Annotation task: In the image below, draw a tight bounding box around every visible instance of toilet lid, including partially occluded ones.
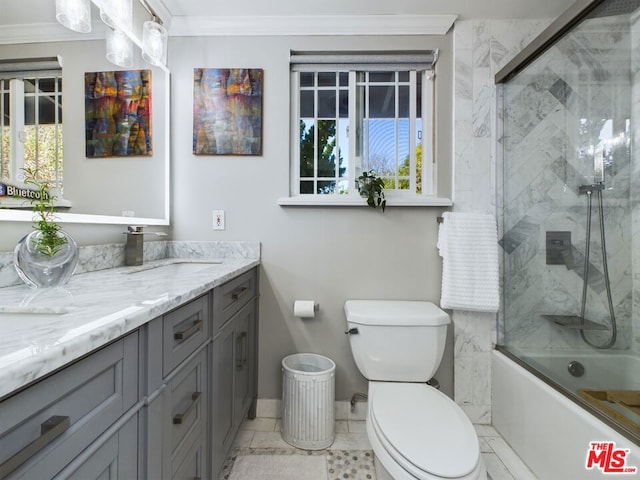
[371,383,479,478]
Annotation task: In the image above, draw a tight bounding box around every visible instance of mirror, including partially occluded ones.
[0,2,169,226]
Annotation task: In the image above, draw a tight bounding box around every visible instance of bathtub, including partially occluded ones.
[492,349,640,480]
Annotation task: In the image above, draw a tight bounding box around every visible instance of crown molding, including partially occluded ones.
[169,14,457,37]
[0,22,107,45]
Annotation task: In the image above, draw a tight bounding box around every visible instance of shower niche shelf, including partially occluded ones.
[542,315,608,331]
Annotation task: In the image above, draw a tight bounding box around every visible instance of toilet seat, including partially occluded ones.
[370,383,480,479]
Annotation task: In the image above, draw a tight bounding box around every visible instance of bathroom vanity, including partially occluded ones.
[0,255,259,480]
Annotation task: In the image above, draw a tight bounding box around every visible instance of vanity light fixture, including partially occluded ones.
[55,0,168,68]
[106,28,134,68]
[96,0,133,30]
[55,0,92,33]
[141,18,168,67]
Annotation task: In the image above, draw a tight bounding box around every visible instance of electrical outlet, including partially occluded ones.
[213,210,225,230]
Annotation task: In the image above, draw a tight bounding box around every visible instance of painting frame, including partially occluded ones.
[193,68,263,156]
[84,69,153,158]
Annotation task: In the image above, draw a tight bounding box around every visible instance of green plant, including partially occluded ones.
[22,168,67,257]
[356,170,386,212]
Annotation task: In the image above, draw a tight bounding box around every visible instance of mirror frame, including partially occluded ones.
[0,3,170,226]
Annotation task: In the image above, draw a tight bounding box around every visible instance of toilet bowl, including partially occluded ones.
[367,382,486,480]
[344,300,486,480]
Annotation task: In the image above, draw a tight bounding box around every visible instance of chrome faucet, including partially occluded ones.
[124,225,168,266]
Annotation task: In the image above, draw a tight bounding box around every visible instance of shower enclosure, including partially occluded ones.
[498,0,640,444]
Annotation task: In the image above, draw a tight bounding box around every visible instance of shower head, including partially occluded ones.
[586,0,640,18]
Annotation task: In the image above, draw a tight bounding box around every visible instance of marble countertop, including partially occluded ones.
[0,256,259,400]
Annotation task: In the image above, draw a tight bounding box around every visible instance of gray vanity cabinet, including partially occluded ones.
[0,332,139,480]
[144,293,210,480]
[210,268,259,478]
[0,266,259,480]
[56,414,139,480]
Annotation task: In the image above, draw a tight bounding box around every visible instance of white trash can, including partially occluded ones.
[281,353,336,450]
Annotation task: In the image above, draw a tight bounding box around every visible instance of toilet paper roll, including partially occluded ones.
[294,300,317,318]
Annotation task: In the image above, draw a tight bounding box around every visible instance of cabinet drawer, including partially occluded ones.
[57,413,138,480]
[213,268,256,333]
[171,425,205,480]
[160,349,207,480]
[0,333,138,480]
[163,294,209,377]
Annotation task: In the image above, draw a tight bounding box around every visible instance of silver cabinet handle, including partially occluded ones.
[236,331,247,368]
[173,392,201,425]
[174,320,203,342]
[231,286,248,301]
[0,415,70,479]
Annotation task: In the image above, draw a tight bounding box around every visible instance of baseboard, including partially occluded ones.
[256,399,368,421]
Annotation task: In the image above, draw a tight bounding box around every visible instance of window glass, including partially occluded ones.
[2,75,62,192]
[294,62,432,197]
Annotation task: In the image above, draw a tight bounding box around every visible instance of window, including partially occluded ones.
[290,50,437,201]
[1,58,63,199]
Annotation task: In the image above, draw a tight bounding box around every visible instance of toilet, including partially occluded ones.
[344,300,487,480]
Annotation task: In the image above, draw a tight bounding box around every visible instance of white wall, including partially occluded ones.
[169,34,454,400]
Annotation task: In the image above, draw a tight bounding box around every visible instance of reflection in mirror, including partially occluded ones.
[0,7,169,226]
[0,57,65,207]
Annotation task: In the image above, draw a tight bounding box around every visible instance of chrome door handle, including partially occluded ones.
[173,392,202,425]
[0,415,70,479]
[174,320,203,341]
[231,286,248,301]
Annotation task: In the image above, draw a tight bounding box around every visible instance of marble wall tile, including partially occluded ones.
[452,18,555,423]
[0,240,261,289]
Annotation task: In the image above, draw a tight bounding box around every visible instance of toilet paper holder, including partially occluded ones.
[293,301,320,318]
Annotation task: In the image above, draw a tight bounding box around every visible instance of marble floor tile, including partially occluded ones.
[331,432,372,450]
[228,454,326,480]
[223,419,537,480]
[242,417,277,432]
[348,420,367,433]
[232,429,255,448]
[250,431,292,449]
[483,452,515,480]
[486,437,537,480]
[335,420,349,433]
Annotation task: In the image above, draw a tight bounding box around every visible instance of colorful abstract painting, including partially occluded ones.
[193,68,263,155]
[85,70,152,157]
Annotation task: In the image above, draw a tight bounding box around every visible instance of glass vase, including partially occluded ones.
[13,230,79,288]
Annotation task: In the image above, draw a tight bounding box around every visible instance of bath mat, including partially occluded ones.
[228,454,327,480]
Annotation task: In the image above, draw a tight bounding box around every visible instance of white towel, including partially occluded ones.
[437,212,499,312]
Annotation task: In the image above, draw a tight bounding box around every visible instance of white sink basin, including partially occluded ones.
[124,261,222,276]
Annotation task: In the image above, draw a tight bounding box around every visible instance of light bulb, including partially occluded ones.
[106,29,134,68]
[142,20,168,66]
[55,0,91,33]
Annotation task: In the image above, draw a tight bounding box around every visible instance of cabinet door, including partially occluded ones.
[0,333,138,480]
[233,300,256,427]
[162,349,208,480]
[210,320,235,478]
[57,413,138,480]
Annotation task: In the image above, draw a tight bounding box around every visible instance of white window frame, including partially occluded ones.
[0,58,67,208]
[280,50,451,207]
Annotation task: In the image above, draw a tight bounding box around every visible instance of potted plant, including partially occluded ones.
[356,170,386,212]
[13,168,78,288]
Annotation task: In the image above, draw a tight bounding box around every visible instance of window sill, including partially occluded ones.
[0,197,72,209]
[278,195,452,207]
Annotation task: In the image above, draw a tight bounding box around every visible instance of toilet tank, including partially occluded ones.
[344,300,450,382]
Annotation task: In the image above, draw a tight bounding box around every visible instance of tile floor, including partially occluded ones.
[220,418,538,480]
